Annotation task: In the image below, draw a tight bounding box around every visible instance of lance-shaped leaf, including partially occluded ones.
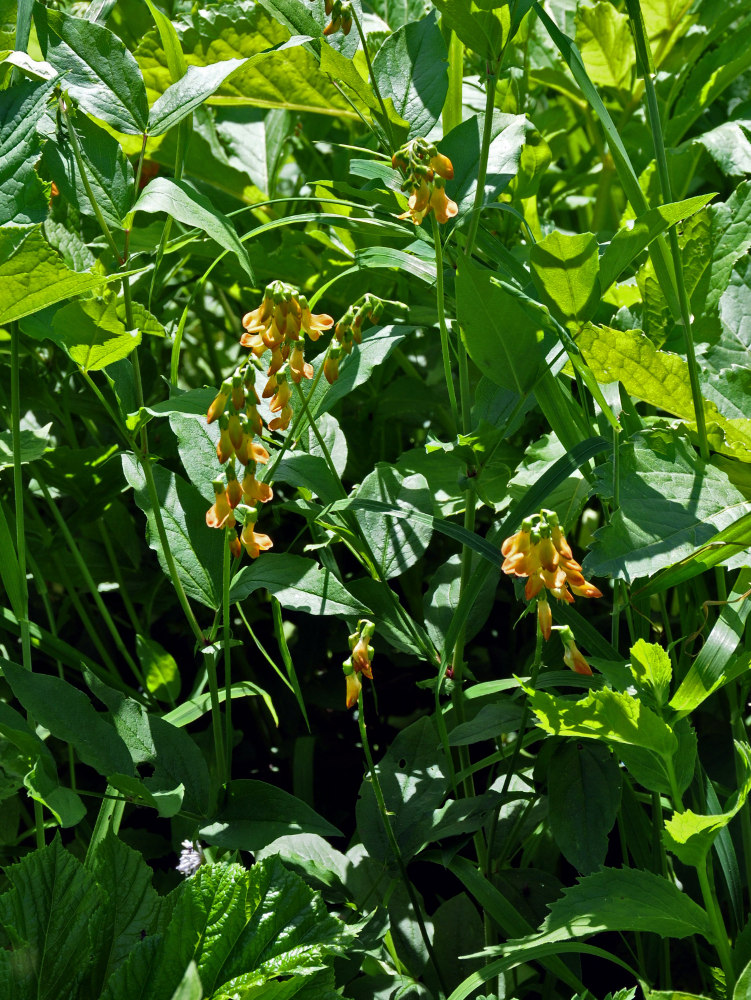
[229,552,368,617]
[664,743,751,868]
[0,78,55,226]
[457,258,553,395]
[34,5,149,134]
[429,0,512,60]
[148,58,247,135]
[133,177,253,280]
[530,231,600,325]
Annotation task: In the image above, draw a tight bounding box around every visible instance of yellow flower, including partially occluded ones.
[240,517,273,559]
[206,481,236,529]
[560,626,592,676]
[429,181,458,224]
[343,620,375,708]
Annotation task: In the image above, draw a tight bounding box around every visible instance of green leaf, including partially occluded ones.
[135,2,353,119]
[229,552,368,617]
[169,410,219,504]
[664,742,751,868]
[689,182,751,317]
[0,78,55,226]
[0,422,50,469]
[707,255,751,370]
[443,112,532,218]
[505,432,588,530]
[133,177,253,280]
[0,837,102,1000]
[356,716,450,864]
[424,554,500,650]
[447,703,524,745]
[577,324,751,460]
[548,740,622,874]
[35,5,149,134]
[24,754,87,828]
[53,295,141,371]
[100,936,162,1000]
[530,230,600,325]
[0,224,108,325]
[629,639,671,709]
[599,194,714,291]
[43,111,134,230]
[373,12,448,140]
[136,635,181,703]
[736,960,751,1000]
[122,453,223,610]
[86,833,160,994]
[1,659,134,777]
[585,430,751,582]
[505,867,712,948]
[148,58,247,135]
[574,1,635,90]
[429,0,510,60]
[353,464,433,579]
[200,780,340,852]
[456,258,552,395]
[670,568,751,716]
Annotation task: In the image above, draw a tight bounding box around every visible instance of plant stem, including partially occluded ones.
[464,65,498,259]
[625,0,709,461]
[358,690,448,997]
[431,214,459,434]
[351,7,395,153]
[222,528,233,784]
[443,30,464,135]
[207,648,227,793]
[697,858,735,991]
[11,323,44,851]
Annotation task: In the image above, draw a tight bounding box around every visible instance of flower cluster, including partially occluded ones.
[502,509,601,674]
[392,138,457,226]
[343,619,375,708]
[323,0,352,35]
[325,293,386,384]
[176,840,205,877]
[205,281,333,559]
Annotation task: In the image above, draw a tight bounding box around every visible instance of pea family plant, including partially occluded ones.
[1,0,751,998]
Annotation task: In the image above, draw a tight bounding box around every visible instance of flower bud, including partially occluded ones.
[207,381,232,424]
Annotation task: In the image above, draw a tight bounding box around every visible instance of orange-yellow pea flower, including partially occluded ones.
[226,476,243,509]
[206,481,236,529]
[289,345,314,383]
[241,468,273,504]
[207,381,231,424]
[269,378,291,413]
[398,179,430,225]
[429,182,458,224]
[216,421,235,464]
[430,152,454,179]
[561,627,592,675]
[300,300,334,341]
[268,405,293,432]
[240,519,273,559]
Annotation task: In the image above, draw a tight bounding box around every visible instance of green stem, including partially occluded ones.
[98,521,143,634]
[697,859,735,991]
[84,790,125,866]
[624,0,709,460]
[350,7,395,152]
[11,323,44,851]
[207,649,227,793]
[222,528,233,784]
[61,100,123,265]
[442,30,464,135]
[358,690,448,997]
[431,213,459,433]
[463,66,498,259]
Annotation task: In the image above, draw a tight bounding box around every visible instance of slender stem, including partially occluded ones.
[60,100,123,265]
[11,323,44,851]
[431,214,459,433]
[98,521,143,634]
[611,423,621,651]
[84,790,125,866]
[358,690,448,997]
[351,7,395,152]
[463,66,498,258]
[697,859,735,991]
[207,649,227,792]
[222,529,233,784]
[625,0,709,460]
[442,30,464,135]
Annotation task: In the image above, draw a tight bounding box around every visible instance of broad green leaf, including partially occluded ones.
[1,659,134,777]
[34,5,149,134]
[530,230,600,325]
[447,703,524,745]
[87,834,160,993]
[347,575,434,659]
[100,936,162,1000]
[548,740,622,874]
[121,453,223,610]
[272,452,340,503]
[169,410,220,504]
[736,960,751,1000]
[353,464,433,579]
[424,554,500,650]
[629,639,671,709]
[229,553,368,617]
[356,716,450,864]
[370,0,434,28]
[136,635,181,703]
[24,754,87,827]
[707,255,751,370]
[0,78,55,226]
[429,894,484,996]
[133,177,254,280]
[53,296,141,371]
[505,432,588,530]
[575,323,751,461]
[148,58,247,135]
[200,780,341,851]
[442,112,532,218]
[697,120,751,179]
[575,1,635,90]
[372,12,448,140]
[143,0,187,81]
[585,430,751,582]
[666,23,751,145]
[169,963,202,1000]
[688,182,751,317]
[670,568,751,716]
[0,837,102,1000]
[0,224,108,324]
[456,258,551,395]
[319,44,408,131]
[600,194,714,291]
[42,111,134,230]
[135,2,353,118]
[0,422,50,468]
[503,868,712,949]
[640,511,751,596]
[429,0,510,60]
[664,742,751,868]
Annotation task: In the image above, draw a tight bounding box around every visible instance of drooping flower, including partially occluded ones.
[241,465,273,504]
[240,516,274,559]
[343,620,375,708]
[206,480,236,529]
[207,380,232,424]
[392,138,457,226]
[560,626,593,676]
